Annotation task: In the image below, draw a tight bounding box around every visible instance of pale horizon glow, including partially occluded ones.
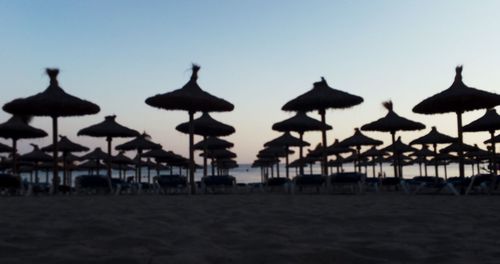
[1,0,500,163]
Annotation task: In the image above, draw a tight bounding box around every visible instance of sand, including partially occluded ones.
[0,194,499,264]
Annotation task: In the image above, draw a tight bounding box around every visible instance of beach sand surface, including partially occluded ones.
[0,194,499,264]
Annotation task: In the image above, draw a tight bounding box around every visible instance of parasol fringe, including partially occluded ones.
[191,64,200,81]
[382,100,393,112]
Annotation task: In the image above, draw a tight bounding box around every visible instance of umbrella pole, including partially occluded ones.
[424,159,428,177]
[211,157,215,176]
[12,138,17,175]
[489,131,497,192]
[418,162,422,176]
[444,163,448,180]
[62,152,67,186]
[188,111,196,194]
[285,146,290,179]
[106,137,113,192]
[433,143,439,179]
[52,116,59,193]
[456,112,465,194]
[299,132,304,176]
[203,136,208,177]
[356,145,361,173]
[391,131,398,178]
[319,109,328,182]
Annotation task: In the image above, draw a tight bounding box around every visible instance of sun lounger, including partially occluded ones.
[265,177,292,193]
[406,176,459,195]
[293,174,325,193]
[75,175,110,194]
[156,175,188,194]
[201,175,236,194]
[0,173,21,195]
[330,172,365,194]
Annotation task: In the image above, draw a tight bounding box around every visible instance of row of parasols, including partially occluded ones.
[0,65,237,194]
[254,66,500,193]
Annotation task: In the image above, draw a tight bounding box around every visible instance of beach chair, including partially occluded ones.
[156,175,188,194]
[293,174,325,193]
[330,172,365,194]
[406,176,459,195]
[265,177,292,193]
[74,175,110,194]
[201,175,236,194]
[377,176,410,193]
[0,173,21,196]
[465,174,498,195]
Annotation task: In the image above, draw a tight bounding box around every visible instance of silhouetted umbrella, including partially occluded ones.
[176,112,235,177]
[78,115,140,181]
[115,132,161,183]
[42,135,89,184]
[41,135,89,186]
[0,142,13,153]
[194,137,233,150]
[0,115,47,174]
[272,112,332,175]
[3,69,100,188]
[360,146,387,178]
[146,65,234,194]
[410,126,456,178]
[201,149,237,159]
[413,66,500,190]
[463,108,500,180]
[362,101,425,178]
[20,144,53,183]
[380,136,418,178]
[338,128,383,172]
[258,147,293,178]
[74,160,106,172]
[410,145,434,177]
[440,142,478,154]
[264,132,309,178]
[282,77,363,178]
[80,147,108,175]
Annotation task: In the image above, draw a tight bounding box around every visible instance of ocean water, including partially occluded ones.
[19,162,487,186]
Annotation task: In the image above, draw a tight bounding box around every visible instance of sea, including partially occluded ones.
[19,162,486,186]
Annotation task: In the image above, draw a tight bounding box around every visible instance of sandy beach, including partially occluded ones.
[0,194,498,264]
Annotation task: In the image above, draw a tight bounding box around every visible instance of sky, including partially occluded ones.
[0,0,499,163]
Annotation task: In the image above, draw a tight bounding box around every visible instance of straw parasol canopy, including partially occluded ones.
[3,68,100,188]
[338,128,383,172]
[81,147,109,161]
[463,108,500,178]
[272,111,331,175]
[0,115,47,174]
[410,126,456,178]
[78,115,140,181]
[282,77,363,177]
[176,112,235,177]
[0,142,13,153]
[176,112,235,136]
[264,132,310,178]
[115,132,162,183]
[440,142,478,154]
[111,151,134,165]
[413,66,500,190]
[19,144,53,162]
[145,64,234,194]
[362,101,425,178]
[200,149,237,159]
[193,137,234,150]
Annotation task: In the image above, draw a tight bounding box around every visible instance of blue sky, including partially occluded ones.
[1,0,499,163]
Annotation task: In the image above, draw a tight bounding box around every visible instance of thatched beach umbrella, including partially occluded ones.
[338,128,383,172]
[145,65,234,194]
[194,137,234,176]
[361,146,387,178]
[19,144,53,183]
[0,142,13,153]
[115,132,162,183]
[282,77,363,177]
[264,132,309,178]
[3,69,100,188]
[272,112,332,175]
[42,136,89,186]
[80,147,108,175]
[463,108,500,179]
[413,66,500,191]
[380,136,418,178]
[0,115,47,174]
[78,115,140,182]
[410,126,456,178]
[258,147,293,178]
[362,101,425,178]
[410,145,434,177]
[176,112,235,177]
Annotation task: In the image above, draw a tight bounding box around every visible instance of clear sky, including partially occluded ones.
[1,0,499,163]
